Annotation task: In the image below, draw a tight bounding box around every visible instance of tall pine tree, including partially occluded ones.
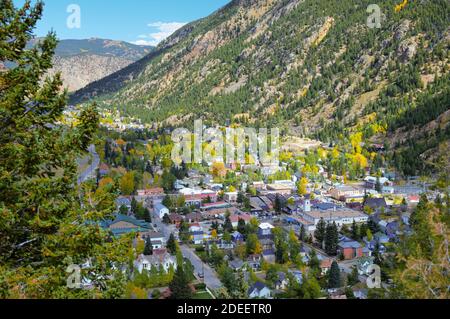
[0,0,131,298]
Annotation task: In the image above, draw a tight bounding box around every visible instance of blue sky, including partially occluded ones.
[15,0,231,46]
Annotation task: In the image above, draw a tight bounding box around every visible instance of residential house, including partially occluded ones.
[260,239,275,251]
[338,240,363,260]
[229,259,245,272]
[189,223,203,233]
[288,269,303,284]
[248,282,272,299]
[258,223,275,237]
[364,198,388,211]
[185,212,202,223]
[168,213,184,226]
[154,203,170,219]
[407,194,420,205]
[320,258,333,275]
[230,213,252,228]
[134,250,177,273]
[373,232,390,244]
[284,203,299,215]
[275,272,289,290]
[247,254,262,272]
[144,231,166,250]
[262,249,276,263]
[364,176,393,190]
[115,197,132,212]
[191,231,204,245]
[231,231,244,243]
[224,192,238,203]
[209,239,235,250]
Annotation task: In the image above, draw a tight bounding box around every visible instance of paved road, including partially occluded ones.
[77,144,100,185]
[153,215,223,291]
[180,245,223,291]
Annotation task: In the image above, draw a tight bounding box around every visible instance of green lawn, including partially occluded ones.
[193,291,214,299]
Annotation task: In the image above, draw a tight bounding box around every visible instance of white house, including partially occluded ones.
[248,282,272,299]
[146,231,165,249]
[134,252,177,273]
[154,203,169,219]
[258,223,275,236]
[224,192,238,203]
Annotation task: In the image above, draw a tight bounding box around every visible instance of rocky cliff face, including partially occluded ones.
[48,55,135,92]
[29,38,153,92]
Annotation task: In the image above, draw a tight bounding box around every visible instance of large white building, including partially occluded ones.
[297,208,368,232]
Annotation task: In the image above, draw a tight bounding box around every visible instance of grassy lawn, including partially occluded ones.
[193,291,214,299]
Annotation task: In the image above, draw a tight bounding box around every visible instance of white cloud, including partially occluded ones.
[133,21,186,46]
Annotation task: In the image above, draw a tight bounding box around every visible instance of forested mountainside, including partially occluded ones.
[71,0,450,176]
[30,38,153,92]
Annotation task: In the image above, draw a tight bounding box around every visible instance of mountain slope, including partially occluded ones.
[33,38,153,92]
[71,0,450,175]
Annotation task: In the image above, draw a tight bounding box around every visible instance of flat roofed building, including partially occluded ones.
[298,208,368,231]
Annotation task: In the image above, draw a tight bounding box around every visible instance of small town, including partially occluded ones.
[80,125,445,300]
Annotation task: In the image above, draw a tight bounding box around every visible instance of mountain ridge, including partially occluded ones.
[28,38,154,92]
[70,0,450,175]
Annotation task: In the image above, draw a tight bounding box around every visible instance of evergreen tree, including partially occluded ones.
[237,218,246,236]
[351,220,359,240]
[299,224,307,242]
[162,195,173,209]
[274,195,284,213]
[375,177,382,193]
[167,233,177,254]
[144,237,153,256]
[308,250,321,277]
[131,197,138,214]
[234,270,249,299]
[223,213,233,233]
[0,0,129,298]
[325,222,339,256]
[169,266,192,299]
[347,266,360,286]
[328,261,341,289]
[315,218,327,247]
[162,213,171,224]
[300,274,322,299]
